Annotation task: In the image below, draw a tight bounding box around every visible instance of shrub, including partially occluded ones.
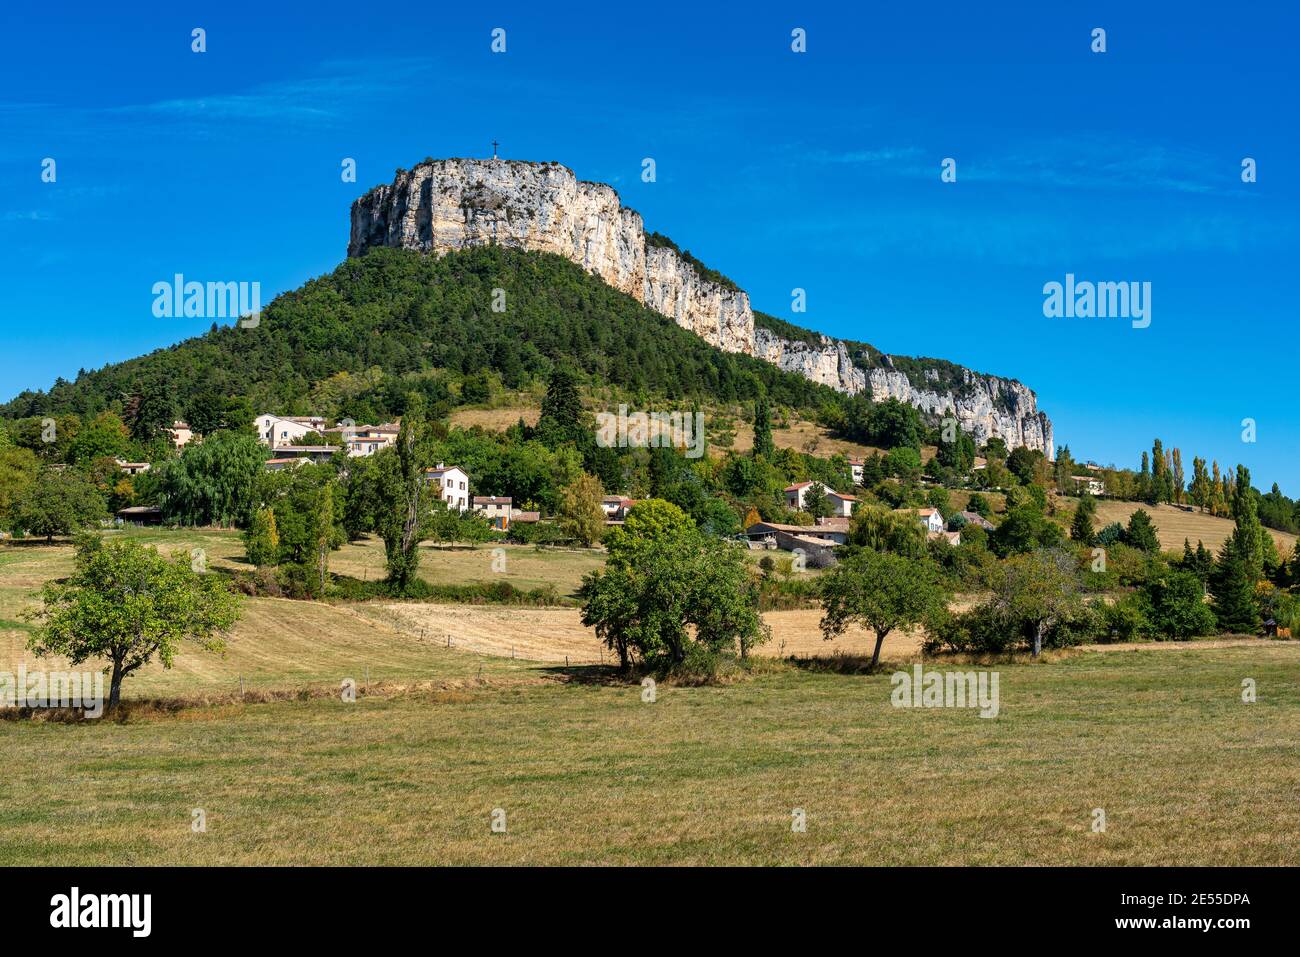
[1098,594,1150,642]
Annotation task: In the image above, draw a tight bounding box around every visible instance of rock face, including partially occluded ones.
[350,158,1053,453]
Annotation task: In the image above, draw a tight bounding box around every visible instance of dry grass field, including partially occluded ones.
[448,405,540,431]
[373,603,926,664]
[1090,500,1297,554]
[0,642,1295,866]
[330,537,605,600]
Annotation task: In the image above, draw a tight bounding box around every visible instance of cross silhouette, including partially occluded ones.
[491,139,499,160]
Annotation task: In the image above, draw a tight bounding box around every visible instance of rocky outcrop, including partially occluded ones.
[350,158,1053,453]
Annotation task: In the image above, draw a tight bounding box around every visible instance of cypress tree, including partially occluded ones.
[752,397,774,459]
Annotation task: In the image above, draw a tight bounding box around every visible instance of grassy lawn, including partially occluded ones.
[0,644,1295,865]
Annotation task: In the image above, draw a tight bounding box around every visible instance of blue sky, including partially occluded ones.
[1,1,1296,491]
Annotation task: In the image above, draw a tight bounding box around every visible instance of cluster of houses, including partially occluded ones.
[255,414,404,470]
[741,470,1004,562]
[422,463,540,529]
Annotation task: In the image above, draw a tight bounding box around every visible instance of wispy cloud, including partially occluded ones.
[961,137,1231,195]
[110,58,437,125]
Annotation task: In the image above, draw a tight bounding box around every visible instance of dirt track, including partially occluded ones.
[374,603,926,663]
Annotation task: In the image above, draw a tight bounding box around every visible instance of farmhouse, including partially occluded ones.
[424,463,470,511]
[848,458,865,486]
[473,496,513,530]
[116,505,162,526]
[1071,475,1106,496]
[601,495,636,521]
[743,521,840,563]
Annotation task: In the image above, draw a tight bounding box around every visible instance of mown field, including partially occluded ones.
[1,529,1297,866]
[1091,500,1298,554]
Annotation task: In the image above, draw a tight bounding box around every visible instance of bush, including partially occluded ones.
[1098,594,1150,642]
[927,603,1020,655]
[1144,569,1216,640]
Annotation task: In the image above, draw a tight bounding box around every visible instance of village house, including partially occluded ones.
[265,446,337,466]
[601,495,636,522]
[255,414,325,449]
[915,507,946,534]
[424,463,470,511]
[115,459,151,476]
[473,496,513,530]
[848,458,865,486]
[162,420,194,449]
[264,457,306,472]
[324,422,401,457]
[784,481,856,518]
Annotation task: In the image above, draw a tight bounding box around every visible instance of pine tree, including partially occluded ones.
[1210,538,1259,634]
[537,364,586,447]
[1124,508,1160,553]
[1070,493,1097,545]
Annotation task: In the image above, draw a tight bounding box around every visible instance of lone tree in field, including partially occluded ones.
[578,499,767,671]
[1123,508,1160,553]
[25,536,240,710]
[819,550,949,669]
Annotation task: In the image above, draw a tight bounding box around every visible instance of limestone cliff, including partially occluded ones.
[349,158,1053,452]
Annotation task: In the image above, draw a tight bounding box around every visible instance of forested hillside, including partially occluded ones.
[1,246,841,425]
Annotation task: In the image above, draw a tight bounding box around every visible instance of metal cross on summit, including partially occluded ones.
[491,140,499,160]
